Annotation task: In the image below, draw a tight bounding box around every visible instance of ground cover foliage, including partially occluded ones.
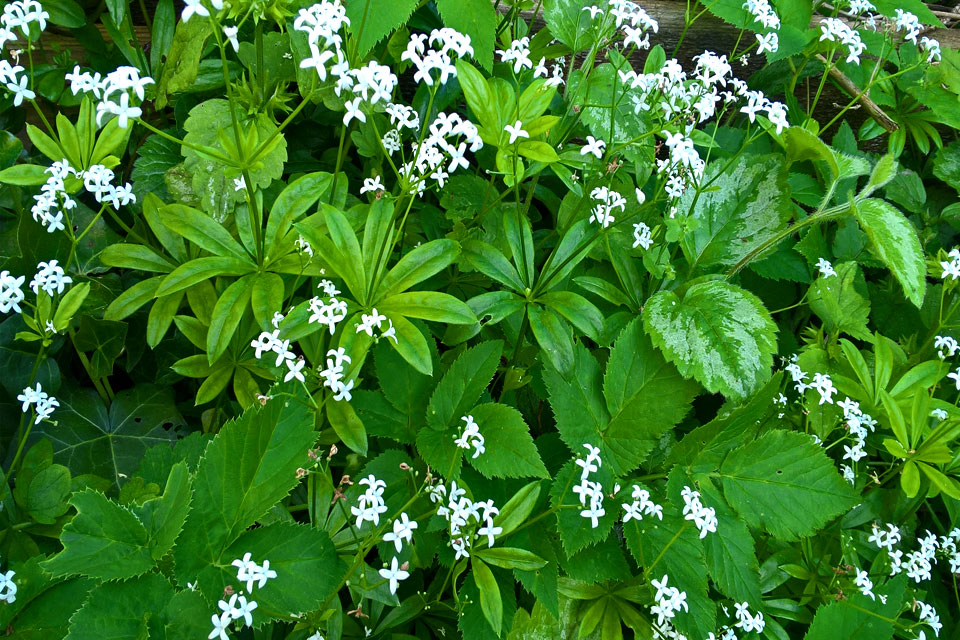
[0,0,959,637]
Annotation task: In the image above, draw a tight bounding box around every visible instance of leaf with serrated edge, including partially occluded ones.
[425,340,502,431]
[466,403,548,479]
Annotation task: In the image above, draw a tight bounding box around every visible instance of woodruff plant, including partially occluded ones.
[1,0,960,638]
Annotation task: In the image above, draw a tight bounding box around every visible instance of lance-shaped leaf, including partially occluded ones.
[719,430,857,540]
[376,238,460,299]
[854,198,926,308]
[643,280,777,400]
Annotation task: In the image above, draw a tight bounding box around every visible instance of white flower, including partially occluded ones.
[360,175,384,194]
[0,569,16,604]
[30,260,71,296]
[223,25,239,52]
[208,612,231,640]
[344,97,366,126]
[182,0,209,22]
[755,31,778,54]
[504,120,529,144]
[815,258,836,278]
[284,358,306,383]
[6,72,34,106]
[383,512,418,552]
[948,366,960,390]
[633,221,652,249]
[378,557,409,595]
[0,270,24,313]
[581,136,605,158]
[894,9,920,44]
[356,308,387,336]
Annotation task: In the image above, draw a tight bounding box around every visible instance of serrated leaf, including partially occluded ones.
[173,385,317,589]
[345,0,419,55]
[719,430,858,540]
[600,318,698,475]
[643,280,777,400]
[854,198,925,308]
[426,340,503,431]
[466,403,548,478]
[130,461,192,560]
[808,261,871,339]
[680,154,792,272]
[698,480,762,605]
[42,489,155,580]
[543,344,609,459]
[549,460,615,554]
[64,573,174,640]
[436,0,497,69]
[131,131,180,204]
[803,575,906,640]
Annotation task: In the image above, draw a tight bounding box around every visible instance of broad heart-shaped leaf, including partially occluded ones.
[188,523,345,616]
[466,403,548,479]
[41,489,155,580]
[600,318,698,475]
[623,511,716,640]
[803,574,906,640]
[643,280,778,400]
[426,340,503,431]
[64,573,175,640]
[679,153,792,272]
[808,261,871,339]
[173,384,317,587]
[719,430,857,540]
[854,198,926,308]
[37,384,184,491]
[345,0,419,55]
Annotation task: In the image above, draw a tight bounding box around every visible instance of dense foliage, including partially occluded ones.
[1,0,959,638]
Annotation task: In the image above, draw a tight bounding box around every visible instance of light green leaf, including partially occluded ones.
[808,261,871,339]
[475,547,547,571]
[42,489,155,580]
[377,238,461,299]
[854,198,926,308]
[544,0,610,52]
[643,280,777,400]
[345,0,420,55]
[158,203,250,261]
[495,481,541,537]
[680,153,792,272]
[172,385,318,593]
[379,291,477,324]
[472,558,504,636]
[206,274,254,364]
[265,171,332,256]
[466,403,548,479]
[719,430,858,540]
[327,397,368,456]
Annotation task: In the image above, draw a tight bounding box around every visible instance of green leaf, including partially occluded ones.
[550,460,615,554]
[475,547,547,571]
[18,464,71,524]
[155,18,212,109]
[173,385,317,589]
[100,244,176,273]
[265,171,333,257]
[543,344,608,459]
[387,314,434,376]
[863,154,898,196]
[131,462,192,560]
[53,281,90,331]
[466,403,548,478]
[377,238,460,299]
[379,291,476,324]
[206,274,254,363]
[934,139,960,191]
[528,303,575,375]
[41,489,155,580]
[517,141,560,163]
[0,164,49,185]
[719,430,858,540]
[37,385,184,491]
[158,203,250,261]
[698,480,762,605]
[345,0,420,55]
[456,59,499,133]
[854,198,926,308]
[131,132,181,204]
[327,396,368,455]
[463,239,526,293]
[643,280,778,400]
[155,256,255,297]
[540,290,603,341]
[64,573,175,640]
[623,510,716,639]
[544,0,608,52]
[784,126,839,179]
[600,318,698,475]
[426,340,503,430]
[496,481,541,537]
[571,61,652,165]
[472,558,504,635]
[808,261,872,339]
[436,0,497,69]
[804,575,906,640]
[680,154,792,272]
[251,272,284,331]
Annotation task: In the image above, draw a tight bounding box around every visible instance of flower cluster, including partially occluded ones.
[893,9,920,44]
[30,260,71,296]
[574,444,606,528]
[819,18,866,65]
[680,485,718,538]
[66,65,154,129]
[633,221,653,249]
[588,186,626,228]
[351,474,388,528]
[609,0,659,50]
[250,330,308,383]
[208,553,276,640]
[870,523,959,591]
[852,567,875,600]
[17,382,58,424]
[497,37,533,74]
[307,279,348,334]
[0,0,48,106]
[454,414,485,458]
[621,484,663,522]
[0,270,24,313]
[815,257,836,278]
[318,347,353,401]
[742,0,781,53]
[356,307,396,343]
[649,573,688,628]
[940,248,960,280]
[660,131,705,199]
[430,480,501,560]
[837,397,877,470]
[32,160,135,235]
[0,560,15,604]
[732,601,766,633]
[397,111,483,195]
[402,28,473,86]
